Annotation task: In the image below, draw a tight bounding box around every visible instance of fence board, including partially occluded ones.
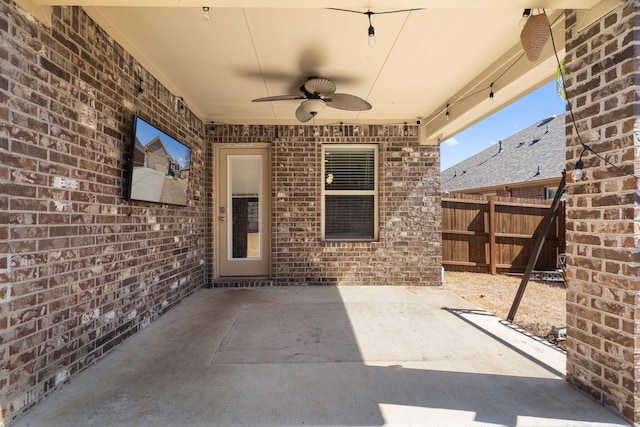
[442,194,565,274]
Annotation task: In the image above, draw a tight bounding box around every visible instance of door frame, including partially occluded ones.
[214,143,271,277]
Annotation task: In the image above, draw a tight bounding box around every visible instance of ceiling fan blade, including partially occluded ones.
[252,95,305,102]
[325,93,372,111]
[295,103,316,122]
[303,77,336,97]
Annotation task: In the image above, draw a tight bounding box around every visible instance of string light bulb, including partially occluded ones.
[328,8,425,47]
[571,146,589,181]
[519,8,532,27]
[571,159,584,180]
[202,6,211,20]
[368,25,376,46]
[366,11,375,46]
[489,83,495,103]
[445,104,450,121]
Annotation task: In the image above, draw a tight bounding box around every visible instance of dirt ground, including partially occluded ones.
[442,271,566,346]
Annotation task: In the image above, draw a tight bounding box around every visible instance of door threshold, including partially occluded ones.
[210,277,274,288]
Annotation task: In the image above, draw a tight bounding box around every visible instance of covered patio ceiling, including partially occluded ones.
[18,0,611,143]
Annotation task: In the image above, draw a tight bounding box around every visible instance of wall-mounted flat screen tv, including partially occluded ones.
[128,115,191,206]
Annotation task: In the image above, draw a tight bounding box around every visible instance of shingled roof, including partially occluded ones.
[441,114,566,193]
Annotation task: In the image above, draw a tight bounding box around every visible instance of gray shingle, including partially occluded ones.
[441,114,566,193]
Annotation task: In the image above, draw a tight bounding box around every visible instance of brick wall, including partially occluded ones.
[564,2,639,424]
[510,185,546,200]
[210,124,443,286]
[1,3,207,423]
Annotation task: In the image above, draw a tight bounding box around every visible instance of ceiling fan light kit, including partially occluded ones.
[300,99,326,115]
[297,99,326,122]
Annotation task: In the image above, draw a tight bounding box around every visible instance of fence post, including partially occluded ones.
[488,198,496,274]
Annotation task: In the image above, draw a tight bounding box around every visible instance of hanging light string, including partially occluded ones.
[366,11,376,46]
[419,8,638,181]
[415,50,527,125]
[327,7,424,47]
[327,8,425,17]
[85,3,640,172]
[423,11,565,123]
[544,9,639,180]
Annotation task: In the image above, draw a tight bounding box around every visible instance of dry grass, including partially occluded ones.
[442,271,566,343]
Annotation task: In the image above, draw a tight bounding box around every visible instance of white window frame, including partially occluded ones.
[321,144,379,241]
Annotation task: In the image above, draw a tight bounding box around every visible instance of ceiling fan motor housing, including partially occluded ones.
[303,77,336,98]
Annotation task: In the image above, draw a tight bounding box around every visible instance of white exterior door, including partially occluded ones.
[216,145,270,277]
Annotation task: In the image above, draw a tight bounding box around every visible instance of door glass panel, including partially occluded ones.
[229,155,261,259]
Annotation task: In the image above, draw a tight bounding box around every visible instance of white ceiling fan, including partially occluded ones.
[252,76,372,122]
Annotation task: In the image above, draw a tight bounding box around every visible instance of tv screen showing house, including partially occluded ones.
[128,115,191,206]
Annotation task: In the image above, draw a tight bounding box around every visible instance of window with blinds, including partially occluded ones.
[322,145,378,240]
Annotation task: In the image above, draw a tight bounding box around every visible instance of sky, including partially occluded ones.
[135,117,191,168]
[440,81,566,171]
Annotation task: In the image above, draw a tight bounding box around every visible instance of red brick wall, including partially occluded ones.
[510,186,546,200]
[210,125,443,286]
[564,2,639,423]
[1,4,207,422]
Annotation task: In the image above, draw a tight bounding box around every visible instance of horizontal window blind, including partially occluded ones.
[325,195,374,239]
[324,148,375,191]
[323,145,377,241]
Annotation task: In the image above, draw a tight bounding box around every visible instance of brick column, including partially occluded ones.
[564,2,639,423]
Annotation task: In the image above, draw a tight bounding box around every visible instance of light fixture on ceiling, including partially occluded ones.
[327,7,424,47]
[519,8,532,27]
[300,99,326,117]
[202,6,211,20]
[366,11,376,46]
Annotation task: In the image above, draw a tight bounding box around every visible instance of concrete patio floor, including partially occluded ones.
[11,286,629,427]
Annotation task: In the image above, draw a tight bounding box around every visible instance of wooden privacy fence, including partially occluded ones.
[442,194,565,274]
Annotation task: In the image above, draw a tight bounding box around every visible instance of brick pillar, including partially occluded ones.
[564,2,639,424]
